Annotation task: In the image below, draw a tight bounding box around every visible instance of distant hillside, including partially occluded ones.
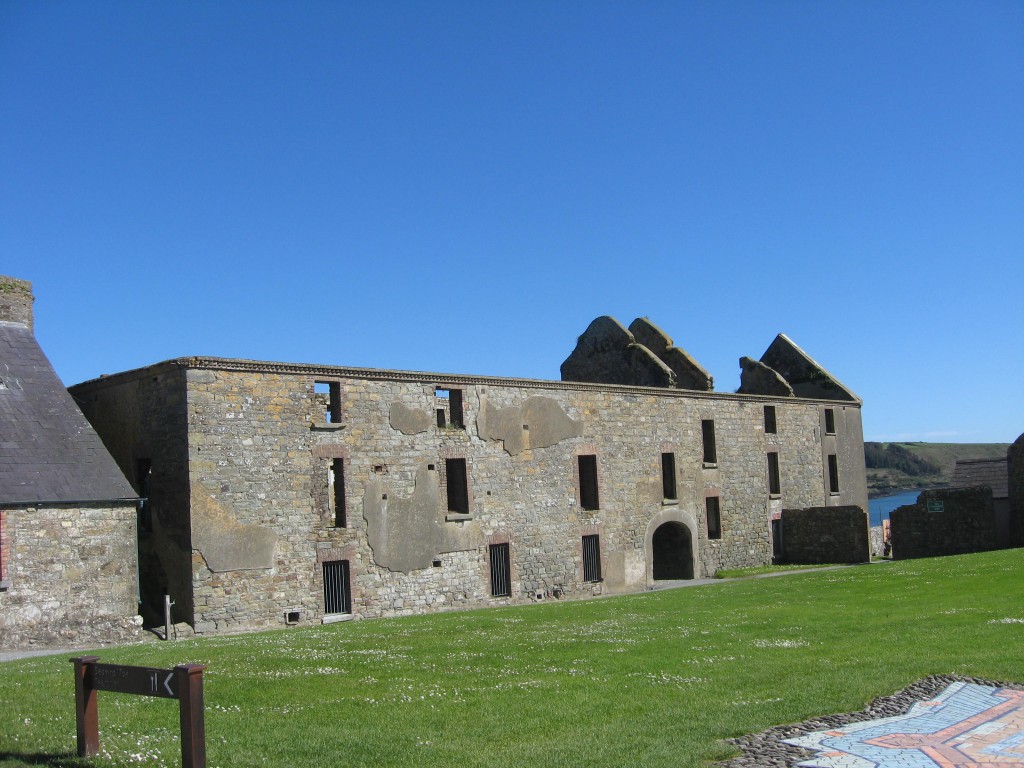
[864,442,1010,496]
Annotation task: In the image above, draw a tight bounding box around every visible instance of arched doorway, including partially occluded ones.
[652,521,694,580]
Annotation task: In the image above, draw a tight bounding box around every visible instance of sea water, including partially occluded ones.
[867,489,921,527]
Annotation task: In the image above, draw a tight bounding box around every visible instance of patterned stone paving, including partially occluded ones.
[785,682,1024,767]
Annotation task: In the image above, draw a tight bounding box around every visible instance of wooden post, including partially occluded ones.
[71,656,100,757]
[176,664,206,768]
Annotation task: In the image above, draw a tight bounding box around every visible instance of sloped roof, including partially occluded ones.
[951,458,1008,499]
[0,322,137,505]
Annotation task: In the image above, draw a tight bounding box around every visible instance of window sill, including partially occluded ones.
[662,498,677,506]
[702,462,718,469]
[322,613,354,624]
[769,493,782,500]
[445,513,473,522]
[0,579,10,591]
[829,491,841,497]
[311,422,345,431]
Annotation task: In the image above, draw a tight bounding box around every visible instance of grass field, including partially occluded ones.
[2,549,1023,768]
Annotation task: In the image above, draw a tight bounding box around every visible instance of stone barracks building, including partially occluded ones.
[1,276,141,648]
[69,315,867,635]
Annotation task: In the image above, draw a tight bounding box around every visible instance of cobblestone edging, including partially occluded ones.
[716,674,1024,767]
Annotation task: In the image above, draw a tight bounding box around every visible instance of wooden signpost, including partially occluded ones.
[71,656,207,768]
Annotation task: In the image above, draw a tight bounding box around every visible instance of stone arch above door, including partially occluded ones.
[645,507,700,582]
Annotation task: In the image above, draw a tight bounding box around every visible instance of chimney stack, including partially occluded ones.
[0,275,34,332]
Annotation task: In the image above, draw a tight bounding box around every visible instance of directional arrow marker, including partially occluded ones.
[163,673,175,697]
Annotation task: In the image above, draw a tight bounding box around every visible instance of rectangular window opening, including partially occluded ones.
[436,388,464,429]
[315,381,342,424]
[323,559,351,615]
[764,405,777,434]
[706,496,722,540]
[661,452,677,500]
[767,452,781,496]
[330,458,347,527]
[824,408,836,435]
[489,543,511,597]
[827,454,840,494]
[582,534,602,582]
[445,457,470,514]
[701,420,717,465]
[577,454,600,511]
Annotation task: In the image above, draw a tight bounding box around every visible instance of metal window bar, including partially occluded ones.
[489,543,511,597]
[582,534,602,582]
[323,560,351,614]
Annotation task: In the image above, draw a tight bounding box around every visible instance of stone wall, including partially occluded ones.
[890,487,998,561]
[1008,434,1024,548]
[0,503,141,648]
[780,506,870,564]
[73,366,193,626]
[72,360,868,635]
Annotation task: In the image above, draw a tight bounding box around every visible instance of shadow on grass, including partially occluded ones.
[0,751,91,767]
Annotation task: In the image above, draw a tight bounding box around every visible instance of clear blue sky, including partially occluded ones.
[2,1,1021,444]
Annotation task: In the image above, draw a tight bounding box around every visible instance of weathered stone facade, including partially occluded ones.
[780,506,870,565]
[0,504,141,647]
[72,348,868,635]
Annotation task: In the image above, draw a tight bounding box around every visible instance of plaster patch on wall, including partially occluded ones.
[478,396,583,456]
[364,468,481,573]
[389,402,432,434]
[190,485,278,572]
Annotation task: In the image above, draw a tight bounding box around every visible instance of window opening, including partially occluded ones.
[582,534,602,582]
[764,405,777,434]
[577,454,600,511]
[824,408,836,435]
[701,420,717,464]
[322,560,351,615]
[445,458,469,514]
[435,388,464,429]
[706,496,722,539]
[767,452,781,496]
[135,459,152,532]
[489,543,511,597]
[661,453,677,500]
[827,454,840,494]
[330,458,347,527]
[315,381,342,424]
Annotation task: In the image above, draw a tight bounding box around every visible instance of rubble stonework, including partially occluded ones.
[781,505,870,564]
[72,316,868,635]
[1008,433,1024,548]
[890,487,999,560]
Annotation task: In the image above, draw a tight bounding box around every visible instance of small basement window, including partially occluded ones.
[582,534,602,582]
[489,543,511,597]
[323,560,351,615]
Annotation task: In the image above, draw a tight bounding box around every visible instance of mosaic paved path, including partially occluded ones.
[784,682,1024,766]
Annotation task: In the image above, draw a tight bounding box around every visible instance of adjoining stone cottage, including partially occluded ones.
[70,314,868,636]
[0,276,142,649]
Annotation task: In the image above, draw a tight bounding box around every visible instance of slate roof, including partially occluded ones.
[0,321,137,505]
[951,458,1009,499]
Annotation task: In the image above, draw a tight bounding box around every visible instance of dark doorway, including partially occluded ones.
[652,522,693,580]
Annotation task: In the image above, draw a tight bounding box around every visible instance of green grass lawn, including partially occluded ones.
[3,549,1023,768]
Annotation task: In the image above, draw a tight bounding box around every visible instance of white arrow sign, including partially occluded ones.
[163,673,175,697]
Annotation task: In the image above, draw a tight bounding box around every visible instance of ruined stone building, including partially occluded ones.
[69,314,867,635]
[0,277,141,648]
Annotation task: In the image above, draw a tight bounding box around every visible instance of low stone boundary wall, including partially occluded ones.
[781,506,869,564]
[890,487,997,560]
